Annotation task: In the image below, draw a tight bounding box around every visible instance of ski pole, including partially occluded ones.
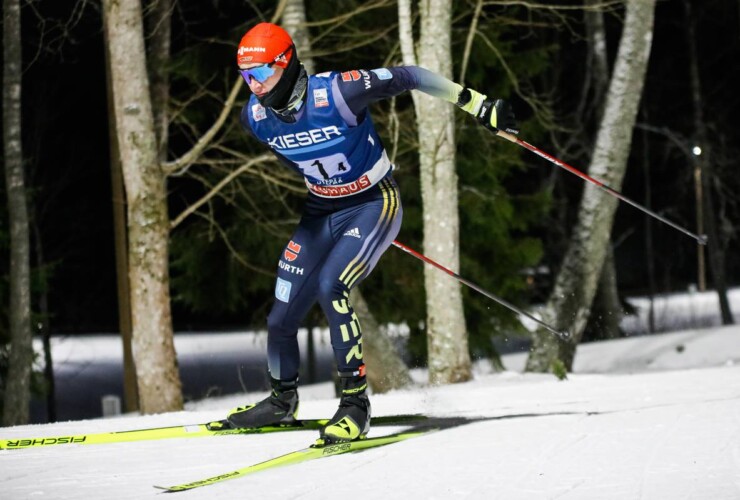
[391,240,569,340]
[495,130,708,246]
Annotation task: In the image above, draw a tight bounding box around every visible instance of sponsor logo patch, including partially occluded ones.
[343,227,361,239]
[308,175,372,197]
[267,126,342,150]
[238,46,266,54]
[360,70,371,90]
[314,88,329,108]
[371,68,393,80]
[341,70,362,82]
[283,240,302,262]
[279,261,304,275]
[252,103,267,121]
[275,277,292,303]
[7,436,88,447]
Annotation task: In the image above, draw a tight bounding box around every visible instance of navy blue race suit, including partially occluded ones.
[242,66,464,380]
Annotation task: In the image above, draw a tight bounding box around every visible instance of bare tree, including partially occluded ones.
[102,2,137,414]
[398,0,472,384]
[106,0,174,416]
[102,0,182,413]
[584,1,624,340]
[526,0,657,373]
[282,0,314,75]
[145,0,172,161]
[3,0,34,426]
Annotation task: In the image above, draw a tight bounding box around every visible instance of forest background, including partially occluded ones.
[1,0,739,419]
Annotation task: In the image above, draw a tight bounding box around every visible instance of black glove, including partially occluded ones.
[476,98,519,135]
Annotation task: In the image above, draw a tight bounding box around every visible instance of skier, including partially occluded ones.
[227,22,518,443]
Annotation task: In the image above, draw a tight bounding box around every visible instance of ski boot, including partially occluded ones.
[227,377,299,429]
[319,368,371,444]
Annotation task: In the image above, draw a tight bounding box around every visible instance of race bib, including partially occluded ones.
[296,153,352,182]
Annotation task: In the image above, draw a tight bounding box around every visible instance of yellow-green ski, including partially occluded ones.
[155,428,436,493]
[0,415,426,451]
[0,420,326,450]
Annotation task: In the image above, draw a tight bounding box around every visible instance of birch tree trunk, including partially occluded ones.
[585,2,624,340]
[103,3,137,413]
[585,1,609,109]
[526,0,657,373]
[399,0,471,384]
[145,0,172,161]
[102,0,182,413]
[282,0,314,75]
[3,0,34,426]
[109,0,173,414]
[352,289,413,391]
[282,0,411,391]
[589,247,623,339]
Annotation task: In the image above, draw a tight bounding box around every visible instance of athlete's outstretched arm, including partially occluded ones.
[335,66,518,134]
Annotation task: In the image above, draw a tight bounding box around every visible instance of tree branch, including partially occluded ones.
[163,76,244,176]
[459,0,484,85]
[170,153,273,229]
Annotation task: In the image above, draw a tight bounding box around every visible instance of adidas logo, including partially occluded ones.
[343,227,361,238]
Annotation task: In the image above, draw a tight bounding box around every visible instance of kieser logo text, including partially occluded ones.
[268,126,342,149]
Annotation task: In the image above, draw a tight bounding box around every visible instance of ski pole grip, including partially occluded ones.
[496,129,519,143]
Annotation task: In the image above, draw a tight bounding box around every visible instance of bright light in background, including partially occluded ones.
[692,146,702,156]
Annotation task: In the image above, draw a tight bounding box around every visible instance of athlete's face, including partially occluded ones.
[240,63,284,98]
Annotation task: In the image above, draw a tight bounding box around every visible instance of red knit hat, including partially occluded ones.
[237,23,294,68]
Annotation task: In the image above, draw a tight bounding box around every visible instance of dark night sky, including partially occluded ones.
[9,1,740,333]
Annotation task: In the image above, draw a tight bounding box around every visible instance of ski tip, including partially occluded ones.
[154,484,191,493]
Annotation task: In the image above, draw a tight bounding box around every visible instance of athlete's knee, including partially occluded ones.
[316,278,348,312]
[267,306,298,341]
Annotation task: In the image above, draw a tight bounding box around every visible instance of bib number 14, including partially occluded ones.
[297,153,352,181]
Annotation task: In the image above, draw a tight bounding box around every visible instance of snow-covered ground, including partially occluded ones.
[32,287,740,423]
[3,320,740,499]
[621,287,740,334]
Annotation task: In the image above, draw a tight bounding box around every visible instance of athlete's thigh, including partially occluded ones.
[322,183,402,289]
[270,213,334,323]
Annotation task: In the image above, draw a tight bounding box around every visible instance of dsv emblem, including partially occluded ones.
[284,240,302,262]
